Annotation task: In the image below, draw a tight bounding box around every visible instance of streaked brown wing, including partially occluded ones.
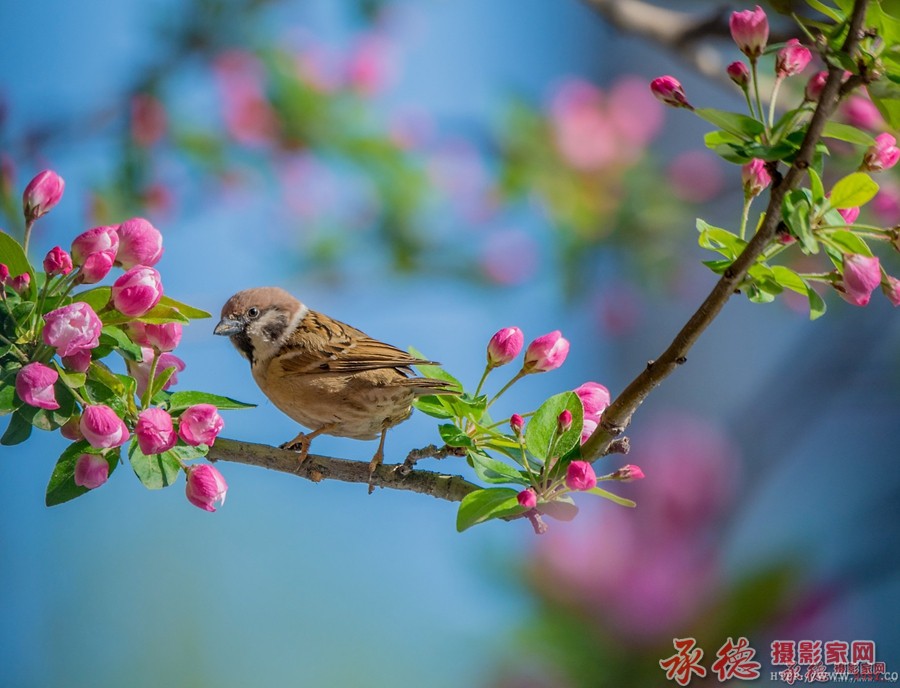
[277,309,438,375]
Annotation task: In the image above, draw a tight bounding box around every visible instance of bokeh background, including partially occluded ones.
[2,0,900,686]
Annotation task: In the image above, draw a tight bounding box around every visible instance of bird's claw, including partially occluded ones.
[280,434,311,473]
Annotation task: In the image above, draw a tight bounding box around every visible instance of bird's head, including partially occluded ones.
[214,287,307,365]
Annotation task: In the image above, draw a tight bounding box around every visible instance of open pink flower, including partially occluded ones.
[80,405,130,449]
[23,169,65,221]
[74,454,109,489]
[487,326,523,367]
[136,407,177,455]
[15,362,59,410]
[116,217,163,268]
[178,404,224,447]
[185,464,228,512]
[111,266,163,317]
[42,302,102,357]
[522,331,570,373]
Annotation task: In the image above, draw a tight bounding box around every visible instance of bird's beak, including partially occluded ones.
[214,317,243,337]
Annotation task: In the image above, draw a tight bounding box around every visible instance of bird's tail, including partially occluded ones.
[401,377,461,396]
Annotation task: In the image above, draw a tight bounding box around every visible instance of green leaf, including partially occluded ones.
[697,219,747,259]
[770,266,808,294]
[52,363,86,390]
[829,172,879,209]
[412,395,455,419]
[694,108,766,139]
[821,121,876,146]
[525,391,583,461]
[446,393,487,423]
[157,295,211,320]
[17,381,76,430]
[782,189,817,254]
[166,390,255,412]
[75,287,111,313]
[469,451,529,486]
[0,230,31,277]
[808,168,825,203]
[100,325,143,361]
[128,440,182,489]
[807,286,827,321]
[438,423,473,448]
[45,442,119,506]
[408,347,463,391]
[101,303,190,326]
[166,444,209,461]
[804,0,844,21]
[587,486,636,508]
[827,229,873,257]
[1,411,32,445]
[0,383,15,415]
[456,487,523,532]
[868,75,900,130]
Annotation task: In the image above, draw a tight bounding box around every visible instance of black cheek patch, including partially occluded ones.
[261,314,289,342]
[232,331,255,365]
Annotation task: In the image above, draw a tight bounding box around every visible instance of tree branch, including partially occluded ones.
[207,437,481,502]
[582,0,871,462]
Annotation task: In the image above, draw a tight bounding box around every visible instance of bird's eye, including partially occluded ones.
[247,307,260,319]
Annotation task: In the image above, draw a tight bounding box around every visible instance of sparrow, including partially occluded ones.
[214,287,457,491]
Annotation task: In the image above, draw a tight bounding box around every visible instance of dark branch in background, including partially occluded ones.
[582,0,871,462]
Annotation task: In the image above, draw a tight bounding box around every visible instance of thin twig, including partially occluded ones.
[397,443,467,476]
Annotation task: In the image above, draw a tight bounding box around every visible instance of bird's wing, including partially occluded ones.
[276,309,438,376]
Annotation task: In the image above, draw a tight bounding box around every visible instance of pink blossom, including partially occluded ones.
[842,96,884,130]
[775,39,812,78]
[522,331,570,373]
[74,454,109,489]
[60,416,83,441]
[510,414,525,437]
[214,50,278,146]
[575,382,611,424]
[15,362,59,410]
[135,407,177,455]
[873,184,900,224]
[863,133,900,172]
[805,71,828,101]
[178,404,224,447]
[606,76,664,150]
[881,276,900,306]
[838,253,881,306]
[838,206,860,224]
[80,405,130,449]
[667,150,723,203]
[116,217,163,268]
[62,349,91,373]
[80,250,115,284]
[0,263,8,285]
[130,94,167,147]
[612,464,645,482]
[43,246,73,276]
[730,6,769,58]
[581,418,598,445]
[42,302,102,357]
[742,158,771,197]
[71,225,119,266]
[518,489,538,509]
[10,273,30,295]
[22,169,65,221]
[726,61,750,88]
[111,266,163,317]
[143,322,182,352]
[557,409,573,433]
[346,34,394,96]
[565,460,597,491]
[550,78,617,170]
[486,326,523,367]
[649,76,691,109]
[480,229,538,285]
[128,347,186,397]
[185,463,228,512]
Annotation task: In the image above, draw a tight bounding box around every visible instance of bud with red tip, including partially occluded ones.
[611,464,645,482]
[22,169,65,222]
[838,206,860,224]
[116,217,163,268]
[111,266,163,317]
[185,463,228,512]
[650,76,691,109]
[486,326,523,367]
[510,413,525,438]
[727,61,750,89]
[80,404,130,449]
[178,404,224,446]
[517,488,538,509]
[135,407,178,455]
[742,158,771,198]
[805,71,828,101]
[565,460,597,491]
[775,39,812,78]
[43,246,73,277]
[9,273,30,295]
[863,133,900,172]
[730,5,769,59]
[522,331,570,373]
[557,409,573,434]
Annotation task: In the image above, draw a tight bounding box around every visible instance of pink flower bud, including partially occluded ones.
[10,272,30,295]
[649,76,691,109]
[775,38,812,78]
[863,133,900,172]
[838,253,881,306]
[565,460,597,491]
[612,464,645,482]
[71,225,119,266]
[510,413,525,437]
[805,71,828,101]
[522,330,570,373]
[185,463,228,512]
[178,404,224,447]
[22,169,65,221]
[43,246,73,276]
[517,488,537,509]
[74,453,109,489]
[79,250,115,284]
[730,5,769,59]
[136,407,177,455]
[882,275,900,306]
[125,321,150,346]
[116,217,163,268]
[60,416,83,441]
[143,322,182,352]
[580,418,598,445]
[486,326,524,367]
[838,206,860,224]
[128,348,186,398]
[741,158,771,198]
[557,409,573,434]
[726,61,750,88]
[80,404,130,449]
[42,302,102,357]
[62,349,91,373]
[843,96,883,130]
[15,362,59,410]
[0,263,8,285]
[111,266,163,317]
[574,381,610,424]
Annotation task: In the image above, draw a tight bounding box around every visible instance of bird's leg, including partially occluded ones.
[280,423,337,471]
[367,425,389,495]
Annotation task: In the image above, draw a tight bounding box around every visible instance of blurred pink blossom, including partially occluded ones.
[428,140,495,221]
[841,96,884,130]
[549,78,617,171]
[130,94,167,147]
[346,33,395,96]
[594,281,643,336]
[668,150,723,203]
[214,50,278,146]
[607,76,664,151]
[295,42,342,93]
[872,183,900,223]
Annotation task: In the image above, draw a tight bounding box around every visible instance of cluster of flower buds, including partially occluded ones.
[2,169,232,512]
